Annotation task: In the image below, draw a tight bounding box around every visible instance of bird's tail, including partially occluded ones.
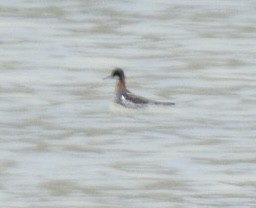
[153,101,175,106]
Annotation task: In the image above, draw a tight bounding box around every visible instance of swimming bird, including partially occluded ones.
[105,68,175,108]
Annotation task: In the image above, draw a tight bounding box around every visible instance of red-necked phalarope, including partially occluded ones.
[105,68,175,108]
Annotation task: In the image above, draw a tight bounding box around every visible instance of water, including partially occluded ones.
[1,0,256,207]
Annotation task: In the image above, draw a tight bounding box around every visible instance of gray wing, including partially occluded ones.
[118,90,175,108]
[124,91,151,104]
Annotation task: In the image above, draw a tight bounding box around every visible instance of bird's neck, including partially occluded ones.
[116,78,126,91]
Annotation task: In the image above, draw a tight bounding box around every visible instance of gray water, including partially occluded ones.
[1,0,256,207]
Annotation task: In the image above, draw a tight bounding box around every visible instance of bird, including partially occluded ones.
[105,68,175,108]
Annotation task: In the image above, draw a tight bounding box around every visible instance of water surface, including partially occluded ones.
[0,0,256,207]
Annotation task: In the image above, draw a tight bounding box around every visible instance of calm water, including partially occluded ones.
[1,0,256,207]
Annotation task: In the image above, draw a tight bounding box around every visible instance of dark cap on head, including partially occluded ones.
[111,68,125,80]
